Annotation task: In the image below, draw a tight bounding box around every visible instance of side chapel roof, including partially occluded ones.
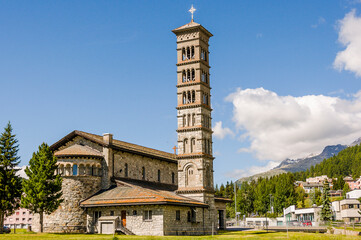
[80,179,208,208]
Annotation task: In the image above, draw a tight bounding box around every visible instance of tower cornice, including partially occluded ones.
[176,126,213,134]
[176,60,210,68]
[176,104,212,111]
[176,81,211,89]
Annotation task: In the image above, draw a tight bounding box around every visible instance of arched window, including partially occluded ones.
[182,70,186,82]
[192,113,195,126]
[204,139,207,154]
[125,163,128,177]
[192,91,195,103]
[207,94,209,105]
[183,114,186,127]
[158,169,161,182]
[187,91,191,103]
[203,93,206,104]
[142,167,145,180]
[98,166,102,176]
[187,114,190,127]
[59,165,64,175]
[186,165,196,186]
[65,164,71,176]
[172,172,175,184]
[204,51,207,61]
[182,48,186,61]
[208,139,211,154]
[190,138,195,153]
[92,165,96,176]
[191,46,195,59]
[187,47,190,60]
[205,73,208,83]
[201,71,205,82]
[191,69,195,81]
[187,69,190,82]
[183,92,186,104]
[184,139,189,154]
[72,164,78,176]
[201,49,204,60]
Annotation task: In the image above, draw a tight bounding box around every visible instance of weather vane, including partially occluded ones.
[189,5,196,21]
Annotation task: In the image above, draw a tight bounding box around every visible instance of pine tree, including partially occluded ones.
[21,143,63,233]
[0,122,22,234]
[343,182,351,198]
[321,180,332,222]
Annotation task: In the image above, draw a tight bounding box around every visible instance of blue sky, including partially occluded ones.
[1,1,361,184]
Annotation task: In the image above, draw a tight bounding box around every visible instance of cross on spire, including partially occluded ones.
[189,5,196,22]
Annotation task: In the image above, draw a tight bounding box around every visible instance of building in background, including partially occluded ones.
[4,208,32,229]
[332,190,361,222]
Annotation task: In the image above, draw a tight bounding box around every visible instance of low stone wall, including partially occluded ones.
[32,176,102,233]
[331,228,361,236]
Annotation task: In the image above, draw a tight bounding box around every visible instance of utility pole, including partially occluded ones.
[234,182,237,226]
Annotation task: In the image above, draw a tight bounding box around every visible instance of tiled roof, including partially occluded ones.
[80,179,208,208]
[172,21,201,31]
[172,21,213,37]
[51,130,176,163]
[214,197,233,203]
[54,144,103,158]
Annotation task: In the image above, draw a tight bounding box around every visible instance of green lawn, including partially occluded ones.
[0,230,360,240]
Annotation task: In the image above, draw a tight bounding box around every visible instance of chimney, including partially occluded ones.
[103,133,113,145]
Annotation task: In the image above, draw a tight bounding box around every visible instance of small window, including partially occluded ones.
[142,167,145,180]
[176,210,181,221]
[110,211,114,216]
[72,164,78,176]
[22,218,25,221]
[133,210,137,216]
[172,172,175,184]
[16,212,19,215]
[187,211,191,222]
[125,163,128,177]
[23,212,26,215]
[28,218,32,221]
[144,210,152,221]
[158,169,161,182]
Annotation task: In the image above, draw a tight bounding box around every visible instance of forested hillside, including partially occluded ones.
[216,144,361,218]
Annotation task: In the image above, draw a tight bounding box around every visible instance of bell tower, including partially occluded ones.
[172,12,214,205]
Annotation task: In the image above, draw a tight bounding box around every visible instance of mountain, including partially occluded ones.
[274,144,347,173]
[236,142,351,183]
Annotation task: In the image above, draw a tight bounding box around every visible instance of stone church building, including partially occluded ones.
[32,19,231,236]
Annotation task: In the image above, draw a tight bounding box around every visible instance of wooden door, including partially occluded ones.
[121,210,126,227]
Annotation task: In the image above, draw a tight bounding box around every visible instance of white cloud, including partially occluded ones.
[213,121,234,139]
[334,9,361,77]
[311,17,326,28]
[226,161,279,179]
[226,87,361,162]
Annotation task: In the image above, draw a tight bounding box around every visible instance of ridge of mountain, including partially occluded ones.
[236,140,357,183]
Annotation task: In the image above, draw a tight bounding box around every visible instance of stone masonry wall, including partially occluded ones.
[87,205,164,236]
[163,205,212,235]
[32,176,102,233]
[113,151,178,185]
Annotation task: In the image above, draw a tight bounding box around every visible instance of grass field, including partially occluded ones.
[0,230,361,240]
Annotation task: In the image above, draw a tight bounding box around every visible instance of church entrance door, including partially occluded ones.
[121,210,126,227]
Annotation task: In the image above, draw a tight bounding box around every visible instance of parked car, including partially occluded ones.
[3,226,10,233]
[302,221,312,227]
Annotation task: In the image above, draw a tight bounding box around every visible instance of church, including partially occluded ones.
[32,12,230,236]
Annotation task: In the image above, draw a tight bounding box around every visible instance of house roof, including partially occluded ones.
[172,21,213,37]
[214,197,233,203]
[54,144,103,158]
[51,130,177,163]
[80,179,208,208]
